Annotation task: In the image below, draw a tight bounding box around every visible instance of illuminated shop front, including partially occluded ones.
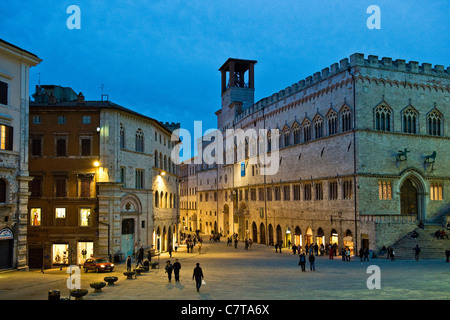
[77,242,94,264]
[330,229,339,246]
[52,243,69,265]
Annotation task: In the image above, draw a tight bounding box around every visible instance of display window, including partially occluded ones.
[52,243,69,265]
[77,242,94,264]
[30,208,41,226]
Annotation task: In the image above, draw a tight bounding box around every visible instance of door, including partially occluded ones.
[0,239,13,269]
[28,246,43,269]
[121,219,135,258]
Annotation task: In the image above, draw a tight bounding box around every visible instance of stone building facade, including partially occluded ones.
[28,85,179,268]
[0,39,41,270]
[180,54,449,254]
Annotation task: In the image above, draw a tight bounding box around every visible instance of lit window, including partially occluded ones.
[378,181,392,200]
[30,208,41,226]
[55,208,66,219]
[80,208,91,226]
[430,183,443,201]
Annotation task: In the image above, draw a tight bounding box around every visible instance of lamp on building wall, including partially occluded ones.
[93,161,100,167]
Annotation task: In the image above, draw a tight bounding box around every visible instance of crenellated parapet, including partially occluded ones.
[234,53,449,123]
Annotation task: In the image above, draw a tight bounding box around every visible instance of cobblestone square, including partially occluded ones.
[0,238,448,301]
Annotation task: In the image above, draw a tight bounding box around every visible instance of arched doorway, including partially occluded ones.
[260,223,266,244]
[223,204,230,236]
[276,225,283,246]
[316,227,325,247]
[305,227,313,246]
[0,228,13,269]
[399,172,426,220]
[268,224,274,245]
[294,226,302,247]
[252,222,257,242]
[343,229,354,255]
[156,226,161,251]
[162,226,167,252]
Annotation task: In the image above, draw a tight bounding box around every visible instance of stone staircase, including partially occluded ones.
[389,224,449,260]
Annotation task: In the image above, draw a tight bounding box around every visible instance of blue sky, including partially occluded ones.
[1,0,449,144]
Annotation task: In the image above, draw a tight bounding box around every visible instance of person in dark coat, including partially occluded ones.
[173,259,181,282]
[308,253,315,271]
[192,262,204,292]
[359,247,364,262]
[298,253,306,272]
[126,255,132,271]
[165,260,173,282]
[136,246,144,267]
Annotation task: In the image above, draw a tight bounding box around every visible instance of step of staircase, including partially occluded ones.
[389,224,450,259]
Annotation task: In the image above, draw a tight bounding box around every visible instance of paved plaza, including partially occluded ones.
[0,238,449,301]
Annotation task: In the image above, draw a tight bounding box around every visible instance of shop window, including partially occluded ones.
[30,208,41,226]
[53,244,69,265]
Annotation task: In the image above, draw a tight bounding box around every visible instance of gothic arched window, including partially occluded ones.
[402,107,418,134]
[375,105,391,131]
[427,110,442,136]
[135,129,144,152]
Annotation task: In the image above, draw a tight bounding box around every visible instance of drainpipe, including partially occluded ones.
[347,67,358,254]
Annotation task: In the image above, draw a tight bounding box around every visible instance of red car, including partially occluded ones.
[83,257,114,273]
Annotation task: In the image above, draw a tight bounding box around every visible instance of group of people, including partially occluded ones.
[185,235,203,253]
[164,260,205,292]
[435,230,449,240]
[298,252,316,271]
[380,246,396,260]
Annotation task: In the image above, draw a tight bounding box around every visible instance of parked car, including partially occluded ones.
[83,258,114,273]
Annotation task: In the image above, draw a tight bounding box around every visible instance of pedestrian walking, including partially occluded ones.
[175,242,178,252]
[279,241,283,253]
[346,248,351,261]
[390,247,395,261]
[275,243,278,253]
[165,260,173,282]
[413,245,420,261]
[329,244,334,260]
[126,255,132,271]
[292,244,297,255]
[309,253,315,271]
[168,244,173,257]
[341,248,346,261]
[298,253,306,272]
[190,242,194,253]
[363,247,370,262]
[136,246,144,267]
[359,247,364,262]
[192,262,204,292]
[198,242,202,253]
[234,238,238,249]
[173,259,181,282]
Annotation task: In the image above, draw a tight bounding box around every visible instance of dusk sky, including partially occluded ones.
[1,0,449,149]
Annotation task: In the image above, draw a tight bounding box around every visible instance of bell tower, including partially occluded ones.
[219,58,257,110]
[217,58,257,130]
